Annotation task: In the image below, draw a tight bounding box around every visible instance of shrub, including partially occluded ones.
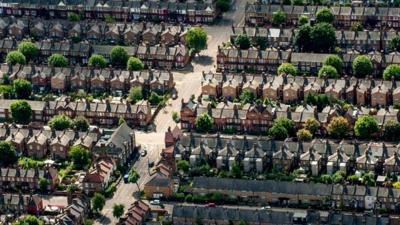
[324,55,344,74]
[88,54,107,68]
[48,54,68,67]
[277,63,297,76]
[352,55,372,78]
[383,64,400,80]
[354,115,379,139]
[318,65,338,79]
[127,57,144,71]
[297,129,313,142]
[6,51,26,65]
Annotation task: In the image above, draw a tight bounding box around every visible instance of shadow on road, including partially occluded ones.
[192,55,214,66]
[100,215,112,225]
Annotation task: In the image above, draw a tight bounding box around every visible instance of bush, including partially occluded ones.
[172,111,180,123]
[383,64,400,80]
[74,116,89,132]
[18,41,38,62]
[6,51,26,65]
[10,100,32,124]
[48,54,68,67]
[195,113,214,132]
[273,118,296,136]
[327,116,349,138]
[297,129,313,141]
[127,57,144,71]
[277,63,297,76]
[269,124,288,140]
[272,10,286,26]
[316,8,334,23]
[304,118,320,134]
[354,115,379,139]
[185,194,193,202]
[128,86,143,104]
[148,91,164,105]
[235,34,251,50]
[48,115,74,130]
[88,54,107,68]
[299,15,309,25]
[318,65,338,78]
[110,46,129,68]
[216,0,230,12]
[13,79,32,99]
[383,120,400,141]
[68,12,81,21]
[324,55,344,74]
[389,36,400,52]
[352,55,372,78]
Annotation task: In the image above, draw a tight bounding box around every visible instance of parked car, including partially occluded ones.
[148,161,154,167]
[141,150,147,157]
[260,205,271,210]
[123,174,129,183]
[205,203,216,208]
[150,200,160,205]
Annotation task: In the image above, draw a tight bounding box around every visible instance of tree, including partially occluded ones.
[324,55,344,74]
[6,51,26,65]
[327,116,349,138]
[128,86,143,104]
[273,118,296,136]
[252,37,268,50]
[389,36,400,52]
[74,116,89,132]
[277,63,297,76]
[316,8,334,23]
[347,174,360,184]
[18,41,38,62]
[235,34,251,50]
[298,15,309,25]
[88,54,107,68]
[269,124,288,140]
[321,174,332,184]
[293,24,312,52]
[118,117,125,125]
[110,46,129,68]
[195,113,214,132]
[383,64,400,80]
[148,91,164,105]
[127,57,144,71]
[0,141,17,167]
[272,10,286,26]
[185,27,208,54]
[68,12,81,21]
[67,183,79,193]
[239,90,255,104]
[113,204,125,219]
[230,162,242,178]
[91,193,106,213]
[383,120,400,141]
[304,118,320,134]
[297,128,312,141]
[38,178,49,192]
[128,167,141,191]
[13,79,32,99]
[172,111,180,123]
[177,160,190,172]
[12,215,44,225]
[332,171,344,184]
[352,55,372,78]
[318,65,338,78]
[310,22,336,53]
[69,145,91,169]
[48,115,74,130]
[48,54,68,67]
[10,100,32,124]
[354,115,379,139]
[216,0,230,12]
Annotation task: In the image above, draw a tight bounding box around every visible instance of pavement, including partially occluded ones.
[95,1,247,224]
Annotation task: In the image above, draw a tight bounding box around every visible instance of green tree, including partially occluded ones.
[310,22,336,53]
[68,12,81,21]
[318,65,338,78]
[347,174,360,184]
[234,34,251,50]
[298,15,309,25]
[127,57,144,71]
[18,41,38,62]
[12,215,44,225]
[10,100,32,124]
[230,162,242,178]
[332,171,344,184]
[316,8,334,23]
[327,116,349,138]
[297,128,312,141]
[74,116,89,132]
[252,37,268,50]
[272,10,286,26]
[383,64,400,80]
[128,167,141,191]
[48,115,74,130]
[383,120,400,141]
[185,27,208,54]
[293,24,312,52]
[0,141,17,167]
[110,46,129,67]
[177,160,190,172]
[292,0,304,5]
[362,172,376,186]
[91,193,106,213]
[273,117,296,136]
[13,79,32,99]
[38,178,49,192]
[277,63,297,75]
[88,54,107,68]
[6,51,26,65]
[113,204,125,219]
[172,111,180,123]
[352,55,372,78]
[128,86,143,104]
[269,124,288,140]
[195,113,214,132]
[48,54,68,67]
[68,145,91,169]
[321,174,332,184]
[239,90,255,104]
[304,118,320,134]
[148,91,164,105]
[324,54,344,74]
[216,0,230,12]
[389,36,400,52]
[354,115,379,139]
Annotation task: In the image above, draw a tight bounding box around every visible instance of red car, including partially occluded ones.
[206,203,216,208]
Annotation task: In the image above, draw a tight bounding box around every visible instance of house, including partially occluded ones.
[144,165,174,199]
[55,197,89,225]
[82,158,116,195]
[117,201,150,225]
[0,194,43,215]
[0,167,59,191]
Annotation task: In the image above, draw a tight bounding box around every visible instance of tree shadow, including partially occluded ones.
[99,215,112,225]
[192,55,214,66]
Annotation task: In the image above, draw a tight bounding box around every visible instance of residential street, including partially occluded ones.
[95,1,247,224]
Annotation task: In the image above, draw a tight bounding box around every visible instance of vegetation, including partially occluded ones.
[18,157,44,169]
[294,23,336,53]
[68,12,81,21]
[327,116,349,138]
[324,55,344,74]
[177,160,190,172]
[383,120,400,141]
[354,115,379,139]
[88,54,107,68]
[68,145,91,170]
[13,79,32,99]
[110,46,129,68]
[0,141,17,167]
[48,115,74,130]
[39,178,50,192]
[383,64,400,80]
[272,10,286,26]
[12,215,44,225]
[127,57,144,71]
[235,34,251,50]
[128,86,144,104]
[74,116,90,132]
[48,54,68,67]
[316,8,334,23]
[172,111,180,123]
[318,65,338,79]
[297,128,313,141]
[389,36,400,52]
[10,100,32,124]
[6,51,26,65]
[185,27,208,54]
[113,204,125,219]
[352,55,373,78]
[239,90,255,104]
[128,167,141,191]
[298,15,309,25]
[269,123,288,140]
[18,41,39,62]
[195,113,214,132]
[277,63,297,76]
[216,0,230,12]
[304,118,320,135]
[91,193,106,213]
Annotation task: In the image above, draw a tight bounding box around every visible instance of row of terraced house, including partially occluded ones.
[217,47,400,75]
[245,3,400,28]
[0,0,217,23]
[1,65,175,94]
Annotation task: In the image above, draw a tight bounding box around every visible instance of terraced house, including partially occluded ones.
[0,167,58,191]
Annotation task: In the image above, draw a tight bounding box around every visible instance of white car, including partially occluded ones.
[150,200,160,205]
[260,206,271,210]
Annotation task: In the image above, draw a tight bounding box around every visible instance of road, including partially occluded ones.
[95,1,247,224]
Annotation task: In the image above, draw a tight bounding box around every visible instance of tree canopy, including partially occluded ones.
[128,86,144,104]
[216,0,230,12]
[327,116,349,138]
[13,79,32,99]
[383,120,400,141]
[127,57,144,71]
[0,141,17,167]
[297,128,313,142]
[383,64,400,80]
[69,145,91,170]
[354,115,379,139]
[272,10,286,26]
[389,36,400,52]
[74,116,90,132]
[298,15,309,26]
[18,41,39,62]
[48,115,74,130]
[48,54,68,67]
[113,204,125,219]
[352,55,372,78]
[12,216,44,225]
[6,51,26,65]
[269,124,288,140]
[294,23,336,53]
[277,63,297,76]
[91,193,106,213]
[88,54,107,68]
[316,8,334,23]
[239,90,255,104]
[10,100,32,124]
[110,46,129,68]
[304,118,320,134]
[185,27,208,54]
[195,112,214,132]
[235,34,251,50]
[324,55,344,74]
[318,65,339,79]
